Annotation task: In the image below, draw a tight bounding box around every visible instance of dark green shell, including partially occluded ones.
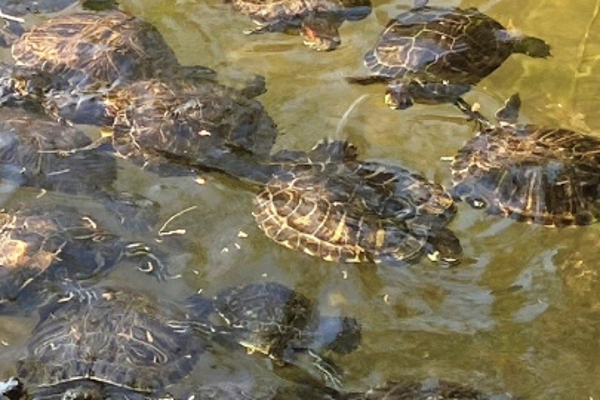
[352,380,512,400]
[18,287,204,398]
[0,206,124,314]
[107,78,278,172]
[451,125,600,226]
[365,6,516,83]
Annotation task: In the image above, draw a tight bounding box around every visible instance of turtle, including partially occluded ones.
[344,379,515,400]
[186,281,362,387]
[346,0,551,112]
[103,77,277,175]
[0,106,160,232]
[0,205,166,316]
[227,0,372,51]
[0,9,216,126]
[17,286,206,400]
[451,93,600,227]
[188,380,343,400]
[211,139,461,267]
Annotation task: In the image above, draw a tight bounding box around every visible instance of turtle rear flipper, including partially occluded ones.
[345,75,389,85]
[512,35,552,58]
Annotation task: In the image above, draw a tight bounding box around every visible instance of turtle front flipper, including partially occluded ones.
[284,348,344,388]
[511,34,552,58]
[300,14,342,51]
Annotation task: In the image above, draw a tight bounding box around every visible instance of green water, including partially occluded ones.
[1,0,600,399]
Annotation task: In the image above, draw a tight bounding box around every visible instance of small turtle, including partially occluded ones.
[345,379,514,400]
[452,94,600,226]
[228,0,372,51]
[0,107,160,232]
[104,78,277,174]
[346,0,550,111]
[17,286,205,400]
[0,205,164,315]
[217,140,461,267]
[187,282,362,387]
[1,9,215,126]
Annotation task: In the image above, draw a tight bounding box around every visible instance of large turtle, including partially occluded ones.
[204,140,461,267]
[103,77,277,174]
[346,0,550,111]
[451,94,600,227]
[227,0,372,51]
[17,286,206,400]
[0,9,215,126]
[186,281,362,387]
[0,106,160,232]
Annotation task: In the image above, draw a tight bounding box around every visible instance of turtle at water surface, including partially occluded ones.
[346,0,550,111]
[0,106,160,233]
[0,205,165,315]
[227,0,372,51]
[0,9,215,126]
[104,77,277,174]
[452,94,600,227]
[187,281,362,387]
[220,140,461,267]
[17,286,206,400]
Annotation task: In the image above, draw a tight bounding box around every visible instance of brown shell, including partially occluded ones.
[12,10,180,85]
[18,287,204,397]
[451,125,600,226]
[253,160,457,265]
[231,0,370,22]
[107,79,277,171]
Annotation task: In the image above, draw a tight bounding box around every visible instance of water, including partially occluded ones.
[1,0,600,398]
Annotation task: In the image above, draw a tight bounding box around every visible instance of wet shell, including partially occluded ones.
[451,125,600,226]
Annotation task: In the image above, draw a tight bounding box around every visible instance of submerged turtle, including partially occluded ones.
[346,0,550,111]
[0,9,215,126]
[452,94,600,227]
[104,77,277,174]
[345,379,514,400]
[214,140,460,266]
[0,205,165,315]
[187,281,362,387]
[228,0,372,51]
[0,0,117,15]
[17,286,205,400]
[0,107,160,232]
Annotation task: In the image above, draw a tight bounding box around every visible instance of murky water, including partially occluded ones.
[0,0,600,399]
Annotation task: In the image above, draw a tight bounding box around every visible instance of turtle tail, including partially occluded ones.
[345,75,389,85]
[513,36,552,58]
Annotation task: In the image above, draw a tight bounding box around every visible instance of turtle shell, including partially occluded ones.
[0,206,125,314]
[106,78,278,172]
[451,125,600,227]
[253,157,458,266]
[17,286,204,398]
[0,0,115,15]
[12,10,181,85]
[231,0,370,22]
[365,7,514,84]
[211,282,318,357]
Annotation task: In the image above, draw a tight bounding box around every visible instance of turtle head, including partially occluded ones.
[300,15,342,51]
[314,316,362,355]
[385,81,414,110]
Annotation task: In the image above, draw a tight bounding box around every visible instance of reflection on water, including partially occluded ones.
[1,0,600,399]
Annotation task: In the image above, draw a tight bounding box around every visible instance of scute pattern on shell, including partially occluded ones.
[231,0,369,23]
[0,206,123,309]
[11,10,180,85]
[107,78,277,169]
[366,6,512,83]
[17,287,203,396]
[253,159,456,265]
[451,125,600,226]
